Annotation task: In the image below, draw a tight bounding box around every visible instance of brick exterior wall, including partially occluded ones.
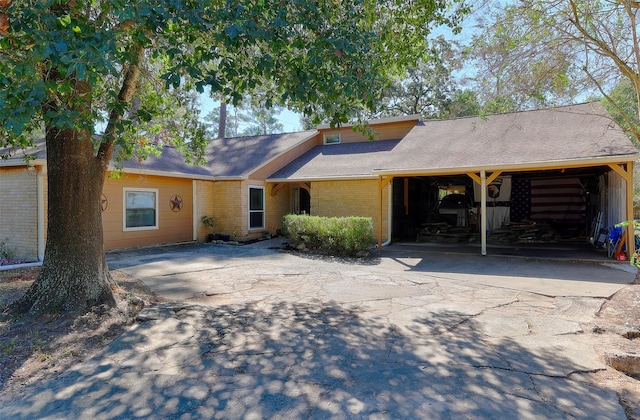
[311,179,390,243]
[208,180,246,240]
[0,167,39,261]
[265,183,292,237]
[195,180,215,241]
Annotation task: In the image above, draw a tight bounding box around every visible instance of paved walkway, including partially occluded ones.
[0,241,635,419]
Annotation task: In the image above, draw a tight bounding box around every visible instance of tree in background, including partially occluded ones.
[204,104,241,138]
[239,100,284,136]
[0,0,467,315]
[375,36,461,119]
[467,0,640,142]
[204,98,284,137]
[466,2,578,113]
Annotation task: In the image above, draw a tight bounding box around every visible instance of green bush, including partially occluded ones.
[282,214,373,256]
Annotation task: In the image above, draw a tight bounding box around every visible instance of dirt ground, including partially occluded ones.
[1,267,639,418]
[0,268,159,398]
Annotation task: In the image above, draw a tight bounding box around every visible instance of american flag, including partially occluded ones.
[529,178,586,222]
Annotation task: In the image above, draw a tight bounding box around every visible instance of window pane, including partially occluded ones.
[126,209,156,228]
[250,188,264,210]
[249,212,264,229]
[125,190,157,228]
[126,191,155,209]
[324,133,340,144]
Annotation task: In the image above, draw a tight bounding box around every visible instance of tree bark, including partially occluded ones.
[13,78,117,315]
[15,126,117,315]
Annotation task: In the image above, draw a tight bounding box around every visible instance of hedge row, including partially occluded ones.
[282,214,373,256]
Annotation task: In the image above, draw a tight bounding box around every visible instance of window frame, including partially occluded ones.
[248,185,265,230]
[123,188,159,231]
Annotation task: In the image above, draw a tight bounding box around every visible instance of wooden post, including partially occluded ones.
[609,162,635,259]
[626,162,635,259]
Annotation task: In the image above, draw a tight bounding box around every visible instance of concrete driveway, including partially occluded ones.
[1,240,635,419]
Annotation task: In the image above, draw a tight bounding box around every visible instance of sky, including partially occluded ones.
[199,92,303,133]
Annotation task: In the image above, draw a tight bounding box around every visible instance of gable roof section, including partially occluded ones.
[124,130,317,179]
[1,130,319,179]
[268,139,401,181]
[374,102,638,176]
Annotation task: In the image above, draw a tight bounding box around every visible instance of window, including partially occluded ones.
[249,186,265,229]
[124,188,158,230]
[323,133,340,144]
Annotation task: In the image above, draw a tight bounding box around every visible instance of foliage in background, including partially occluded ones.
[374,36,462,119]
[466,2,578,113]
[204,97,285,138]
[466,0,640,143]
[282,214,373,256]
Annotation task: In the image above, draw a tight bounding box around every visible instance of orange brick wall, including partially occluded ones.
[197,179,290,241]
[266,183,292,236]
[311,179,390,242]
[207,180,248,240]
[0,167,39,261]
[195,180,215,241]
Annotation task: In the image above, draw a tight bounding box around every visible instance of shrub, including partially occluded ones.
[282,214,373,256]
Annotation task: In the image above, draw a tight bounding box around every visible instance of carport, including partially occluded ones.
[375,103,638,257]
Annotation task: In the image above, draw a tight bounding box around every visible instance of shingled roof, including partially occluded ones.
[2,103,636,180]
[374,102,637,175]
[268,139,401,181]
[1,130,318,179]
[121,130,317,178]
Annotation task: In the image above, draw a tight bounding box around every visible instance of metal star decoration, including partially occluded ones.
[170,195,183,212]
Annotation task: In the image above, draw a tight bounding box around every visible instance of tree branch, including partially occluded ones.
[97,44,145,168]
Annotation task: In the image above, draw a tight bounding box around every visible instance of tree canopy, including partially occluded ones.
[374,36,461,119]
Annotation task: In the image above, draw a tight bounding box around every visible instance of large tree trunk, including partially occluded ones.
[12,42,143,316]
[13,67,120,315]
[15,127,117,315]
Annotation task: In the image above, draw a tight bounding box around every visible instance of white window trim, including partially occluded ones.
[123,187,159,231]
[248,185,265,231]
[323,133,341,145]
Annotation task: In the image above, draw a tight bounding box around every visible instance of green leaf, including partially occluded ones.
[58,14,72,27]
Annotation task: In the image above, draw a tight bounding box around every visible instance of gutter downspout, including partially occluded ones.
[481,169,487,256]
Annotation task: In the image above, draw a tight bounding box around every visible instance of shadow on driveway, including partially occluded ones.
[0,301,624,419]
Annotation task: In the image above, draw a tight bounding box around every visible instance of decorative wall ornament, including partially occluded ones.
[101,194,108,212]
[170,195,183,212]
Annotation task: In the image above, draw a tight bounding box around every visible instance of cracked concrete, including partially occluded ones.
[0,240,635,419]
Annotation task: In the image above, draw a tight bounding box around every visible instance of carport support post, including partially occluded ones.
[609,162,636,259]
[480,170,487,256]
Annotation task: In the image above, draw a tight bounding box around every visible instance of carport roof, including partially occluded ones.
[373,102,638,175]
